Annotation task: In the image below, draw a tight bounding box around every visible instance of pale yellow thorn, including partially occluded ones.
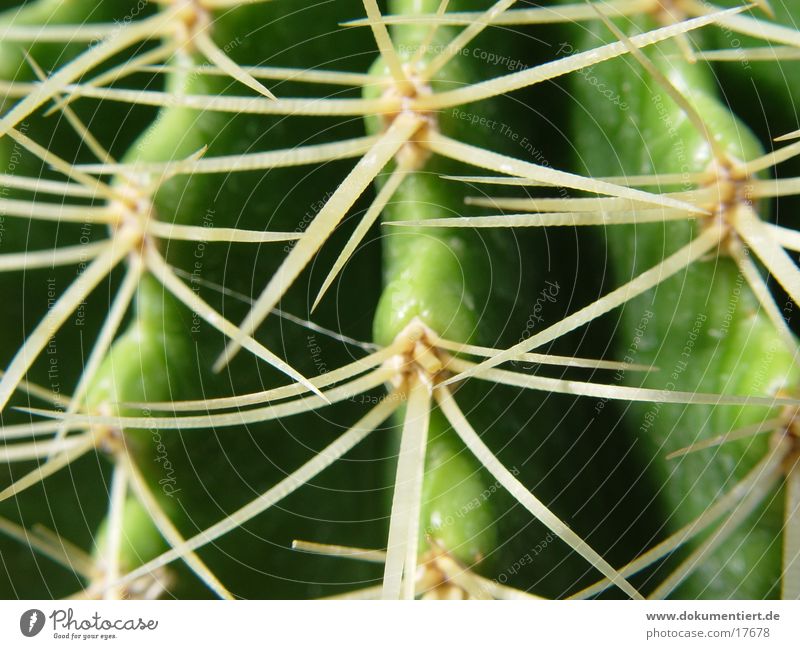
[48,260,143,456]
[101,462,128,600]
[362,0,409,88]
[665,418,782,460]
[448,356,798,409]
[431,335,652,372]
[14,378,71,409]
[312,161,410,311]
[729,238,798,354]
[141,146,209,193]
[344,0,656,27]
[76,135,379,176]
[382,379,430,600]
[754,0,776,18]
[783,460,800,600]
[465,192,704,212]
[688,0,800,49]
[25,53,117,166]
[732,205,800,309]
[390,209,692,229]
[695,46,800,62]
[411,8,745,111]
[435,384,643,600]
[137,63,377,87]
[776,129,800,142]
[410,0,451,67]
[26,365,396,431]
[0,6,180,137]
[0,517,93,578]
[61,84,395,117]
[291,540,387,564]
[7,127,119,202]
[0,234,135,411]
[146,221,302,244]
[0,80,35,98]
[1,420,85,442]
[675,33,698,63]
[98,396,401,596]
[0,434,92,462]
[214,112,422,371]
[426,133,706,214]
[47,41,179,117]
[52,106,115,166]
[571,447,787,599]
[444,171,705,187]
[767,223,800,252]
[0,175,93,198]
[0,23,123,42]
[0,435,98,502]
[128,342,400,412]
[163,272,381,353]
[420,0,517,82]
[33,524,94,575]
[747,138,800,177]
[751,177,800,199]
[0,198,118,224]
[593,3,730,163]
[439,224,725,386]
[0,240,109,272]
[122,452,234,600]
[143,245,324,400]
[649,457,784,599]
[193,30,276,100]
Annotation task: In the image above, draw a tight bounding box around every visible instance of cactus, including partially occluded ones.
[1,0,800,601]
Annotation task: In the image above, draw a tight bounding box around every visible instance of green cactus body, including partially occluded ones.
[571,14,799,597]
[419,413,498,566]
[90,1,392,599]
[365,0,658,598]
[363,0,524,592]
[0,0,162,599]
[75,274,211,597]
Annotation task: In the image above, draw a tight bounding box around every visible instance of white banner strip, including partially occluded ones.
[2,600,799,648]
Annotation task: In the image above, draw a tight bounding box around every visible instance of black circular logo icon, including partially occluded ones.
[20,609,45,637]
